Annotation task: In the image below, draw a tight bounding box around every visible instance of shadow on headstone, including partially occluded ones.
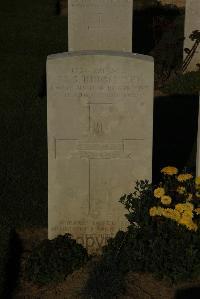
[175,287,200,299]
[152,94,199,184]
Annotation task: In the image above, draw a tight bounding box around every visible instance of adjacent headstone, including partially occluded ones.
[68,0,133,52]
[184,0,200,72]
[47,51,154,253]
[196,94,200,176]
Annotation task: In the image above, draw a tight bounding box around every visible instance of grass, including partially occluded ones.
[0,2,68,228]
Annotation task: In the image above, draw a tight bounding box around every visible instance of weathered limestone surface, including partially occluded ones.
[47,51,154,253]
[68,0,133,52]
[184,0,200,72]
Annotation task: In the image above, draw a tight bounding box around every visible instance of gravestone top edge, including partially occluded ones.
[47,51,154,63]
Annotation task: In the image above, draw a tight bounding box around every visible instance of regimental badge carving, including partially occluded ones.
[93,121,103,135]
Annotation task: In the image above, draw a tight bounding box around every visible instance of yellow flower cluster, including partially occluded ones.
[175,203,194,214]
[154,188,172,205]
[149,166,200,232]
[162,208,181,222]
[175,204,196,231]
[179,218,197,231]
[161,166,178,176]
[149,202,197,231]
[149,207,180,221]
[177,173,193,182]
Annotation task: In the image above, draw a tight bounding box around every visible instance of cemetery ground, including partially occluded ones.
[1,0,200,298]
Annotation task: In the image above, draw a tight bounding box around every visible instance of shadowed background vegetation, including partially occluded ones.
[0,0,67,228]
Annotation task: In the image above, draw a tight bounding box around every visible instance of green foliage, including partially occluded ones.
[162,71,200,95]
[120,180,154,227]
[103,221,200,283]
[118,178,200,282]
[25,234,89,284]
[87,176,200,296]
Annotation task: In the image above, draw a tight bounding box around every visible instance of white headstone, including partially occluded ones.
[184,0,200,72]
[47,51,154,253]
[68,0,133,52]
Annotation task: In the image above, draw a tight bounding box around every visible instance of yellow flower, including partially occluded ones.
[162,208,177,220]
[161,166,178,175]
[185,202,194,211]
[161,195,172,205]
[171,210,181,221]
[149,206,163,217]
[177,186,186,194]
[179,216,191,226]
[186,193,193,201]
[162,208,181,221]
[178,217,197,231]
[156,206,164,216]
[187,222,198,231]
[149,207,158,217]
[151,206,181,222]
[177,173,193,182]
[175,203,194,213]
[184,202,194,210]
[195,208,200,215]
[182,210,193,218]
[175,204,185,213]
[195,176,200,185]
[154,187,165,198]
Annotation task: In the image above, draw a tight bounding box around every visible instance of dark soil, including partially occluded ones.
[11,228,200,299]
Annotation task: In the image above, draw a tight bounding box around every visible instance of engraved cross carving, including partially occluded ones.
[88,12,110,31]
[55,138,144,215]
